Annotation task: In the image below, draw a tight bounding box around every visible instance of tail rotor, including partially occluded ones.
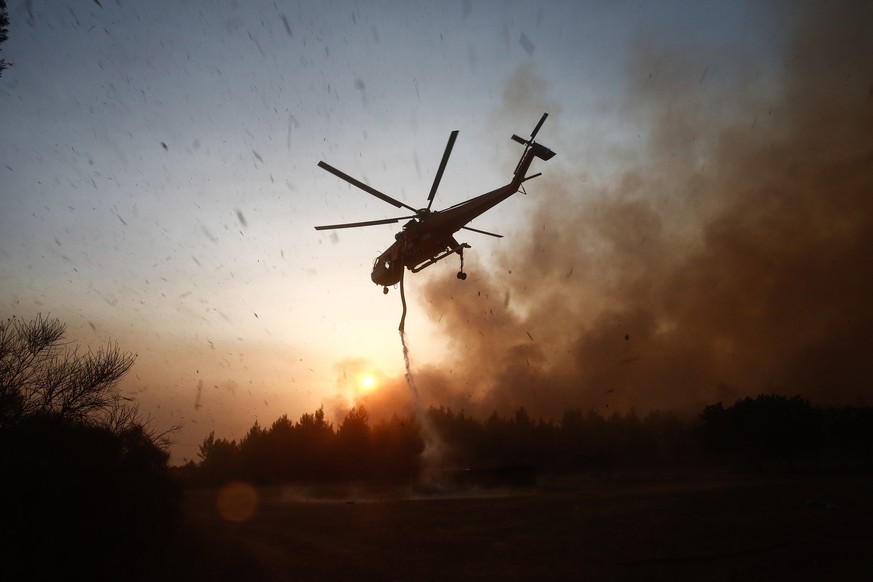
[512,112,554,175]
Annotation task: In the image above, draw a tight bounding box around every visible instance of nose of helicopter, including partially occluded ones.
[371,256,402,287]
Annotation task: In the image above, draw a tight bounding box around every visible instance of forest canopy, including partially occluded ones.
[187,394,873,487]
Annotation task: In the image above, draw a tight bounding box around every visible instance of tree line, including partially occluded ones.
[185,394,873,487]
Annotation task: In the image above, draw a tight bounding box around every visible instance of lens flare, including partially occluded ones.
[216,481,258,522]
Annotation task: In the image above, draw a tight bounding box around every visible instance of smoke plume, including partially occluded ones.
[365,1,873,420]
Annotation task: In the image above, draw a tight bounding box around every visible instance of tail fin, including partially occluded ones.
[513,113,556,178]
[511,133,555,159]
[530,142,556,161]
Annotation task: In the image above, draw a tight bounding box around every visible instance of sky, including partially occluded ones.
[2,1,871,463]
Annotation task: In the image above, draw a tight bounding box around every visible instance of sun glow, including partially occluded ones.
[359,373,378,392]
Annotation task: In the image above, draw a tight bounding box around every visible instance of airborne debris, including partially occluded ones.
[519,33,535,56]
[287,113,299,149]
[280,14,292,36]
[201,226,218,242]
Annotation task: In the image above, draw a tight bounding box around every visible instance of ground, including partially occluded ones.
[160,473,873,581]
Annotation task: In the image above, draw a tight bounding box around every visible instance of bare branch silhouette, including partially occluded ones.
[1,315,135,426]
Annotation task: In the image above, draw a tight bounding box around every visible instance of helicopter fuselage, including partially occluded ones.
[370,141,554,287]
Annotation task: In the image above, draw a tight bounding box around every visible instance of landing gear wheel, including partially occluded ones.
[383,286,389,295]
[457,272,467,280]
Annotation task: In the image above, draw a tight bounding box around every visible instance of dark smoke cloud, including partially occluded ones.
[363,1,873,420]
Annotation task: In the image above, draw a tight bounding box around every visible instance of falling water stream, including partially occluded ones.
[397,270,443,481]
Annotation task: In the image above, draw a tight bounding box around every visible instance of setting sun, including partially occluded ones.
[360,373,377,392]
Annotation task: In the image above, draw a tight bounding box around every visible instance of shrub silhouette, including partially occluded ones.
[0,315,180,580]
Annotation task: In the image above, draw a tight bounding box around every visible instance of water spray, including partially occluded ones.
[398,268,418,399]
[397,269,444,485]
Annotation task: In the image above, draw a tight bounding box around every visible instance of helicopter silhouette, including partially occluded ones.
[315,113,555,294]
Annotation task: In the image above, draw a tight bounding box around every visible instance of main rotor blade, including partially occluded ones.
[530,112,548,141]
[426,130,459,211]
[461,225,503,238]
[318,161,418,213]
[314,216,412,231]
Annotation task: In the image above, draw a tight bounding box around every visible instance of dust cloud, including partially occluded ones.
[366,1,873,420]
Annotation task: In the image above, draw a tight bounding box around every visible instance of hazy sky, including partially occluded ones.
[3,1,870,463]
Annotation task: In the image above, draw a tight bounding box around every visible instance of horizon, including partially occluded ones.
[2,1,872,464]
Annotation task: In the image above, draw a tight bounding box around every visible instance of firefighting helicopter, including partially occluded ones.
[314,113,555,294]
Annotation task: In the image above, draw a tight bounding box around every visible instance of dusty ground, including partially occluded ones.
[160,474,873,581]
